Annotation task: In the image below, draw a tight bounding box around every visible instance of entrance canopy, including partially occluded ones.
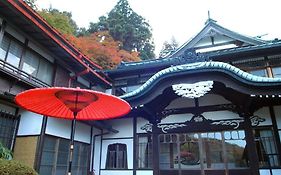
[121,61,281,120]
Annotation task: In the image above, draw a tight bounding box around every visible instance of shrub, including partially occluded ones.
[0,143,12,160]
[0,159,38,175]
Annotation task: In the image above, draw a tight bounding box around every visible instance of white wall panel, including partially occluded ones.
[161,113,193,124]
[272,169,281,175]
[137,117,149,133]
[198,94,231,106]
[254,107,272,126]
[45,117,91,143]
[103,118,133,138]
[259,169,270,175]
[100,170,133,175]
[274,106,281,129]
[17,110,43,135]
[203,110,240,120]
[166,97,194,109]
[101,139,133,169]
[136,170,153,175]
[93,135,102,175]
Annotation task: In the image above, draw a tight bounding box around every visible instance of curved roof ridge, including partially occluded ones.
[121,61,281,99]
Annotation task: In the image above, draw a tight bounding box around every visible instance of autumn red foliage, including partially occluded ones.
[65,31,140,69]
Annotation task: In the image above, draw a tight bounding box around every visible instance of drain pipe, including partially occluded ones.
[90,130,112,175]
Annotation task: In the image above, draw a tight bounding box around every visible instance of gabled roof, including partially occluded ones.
[108,40,281,77]
[169,18,267,57]
[0,0,111,87]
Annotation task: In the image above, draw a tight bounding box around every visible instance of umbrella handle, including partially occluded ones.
[68,113,77,175]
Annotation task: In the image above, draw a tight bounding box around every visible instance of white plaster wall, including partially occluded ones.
[203,110,240,120]
[105,89,112,94]
[28,40,55,63]
[100,139,133,169]
[161,113,193,124]
[272,169,281,175]
[100,170,133,175]
[93,135,102,175]
[17,110,43,136]
[137,117,150,133]
[258,169,281,175]
[166,97,195,109]
[254,107,272,126]
[198,94,231,106]
[259,169,271,175]
[0,103,16,114]
[45,117,91,143]
[5,25,25,43]
[103,118,133,138]
[136,170,153,175]
[274,105,281,129]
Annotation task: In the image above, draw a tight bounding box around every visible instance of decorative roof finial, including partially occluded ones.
[205,10,217,25]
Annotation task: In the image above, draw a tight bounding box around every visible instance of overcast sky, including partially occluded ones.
[36,0,281,56]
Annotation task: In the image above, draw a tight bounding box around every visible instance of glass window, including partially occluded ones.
[249,69,267,77]
[0,35,9,60]
[272,67,281,78]
[37,59,54,85]
[6,40,23,67]
[0,111,18,149]
[22,51,40,76]
[39,135,90,175]
[106,143,128,169]
[137,135,152,169]
[255,128,280,168]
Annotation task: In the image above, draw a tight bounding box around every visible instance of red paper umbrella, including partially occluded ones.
[15,87,131,175]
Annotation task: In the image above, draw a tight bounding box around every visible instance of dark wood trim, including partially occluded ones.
[102,137,134,140]
[152,122,160,175]
[34,116,47,171]
[133,116,137,175]
[159,104,238,119]
[90,126,94,174]
[244,116,260,175]
[269,106,281,164]
[99,129,103,175]
[18,38,28,71]
[11,108,20,151]
[100,169,134,171]
[0,20,6,48]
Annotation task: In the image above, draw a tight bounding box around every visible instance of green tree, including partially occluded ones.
[24,0,38,10]
[88,0,155,60]
[38,8,78,36]
[159,36,179,58]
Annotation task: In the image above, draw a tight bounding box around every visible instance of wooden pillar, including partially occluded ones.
[152,121,160,175]
[133,116,137,175]
[269,106,281,164]
[244,115,260,175]
[34,116,48,171]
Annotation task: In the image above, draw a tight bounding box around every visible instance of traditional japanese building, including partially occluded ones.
[0,1,281,175]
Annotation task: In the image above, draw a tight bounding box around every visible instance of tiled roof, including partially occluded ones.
[114,41,281,71]
[121,61,281,99]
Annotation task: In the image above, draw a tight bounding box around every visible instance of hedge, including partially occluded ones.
[0,159,38,175]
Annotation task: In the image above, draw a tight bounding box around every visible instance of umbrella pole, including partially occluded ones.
[68,112,77,175]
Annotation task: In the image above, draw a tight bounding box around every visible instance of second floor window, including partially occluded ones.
[272,67,281,78]
[249,69,267,77]
[0,34,54,85]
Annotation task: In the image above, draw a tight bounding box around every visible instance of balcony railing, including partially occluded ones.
[0,59,50,88]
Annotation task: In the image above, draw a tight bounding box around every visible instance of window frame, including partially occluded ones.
[105,143,128,169]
